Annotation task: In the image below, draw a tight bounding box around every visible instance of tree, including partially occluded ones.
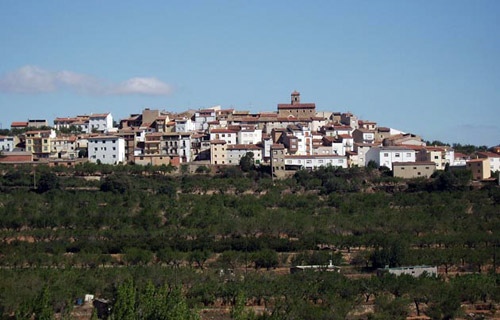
[37,172,59,193]
[111,279,137,320]
[240,152,255,172]
[33,286,54,320]
[100,174,132,193]
[253,249,278,270]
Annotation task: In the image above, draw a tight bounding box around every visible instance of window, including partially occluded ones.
[434,156,439,159]
[395,153,400,157]
[384,153,389,157]
[406,153,411,157]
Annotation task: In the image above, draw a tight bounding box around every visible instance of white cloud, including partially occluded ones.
[111,77,172,96]
[0,65,57,93]
[0,65,173,96]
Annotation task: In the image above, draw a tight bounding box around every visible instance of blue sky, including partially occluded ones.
[0,0,499,146]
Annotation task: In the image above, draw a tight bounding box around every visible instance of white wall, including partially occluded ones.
[366,148,416,168]
[88,137,125,164]
[0,137,14,151]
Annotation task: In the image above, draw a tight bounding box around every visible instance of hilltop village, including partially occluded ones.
[1,91,499,180]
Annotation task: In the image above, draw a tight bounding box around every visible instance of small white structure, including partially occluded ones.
[89,113,113,133]
[378,265,437,277]
[88,136,125,164]
[366,146,416,168]
[291,260,340,274]
[84,294,95,302]
[0,136,15,152]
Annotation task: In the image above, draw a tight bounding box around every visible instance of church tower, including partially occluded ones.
[291,91,300,105]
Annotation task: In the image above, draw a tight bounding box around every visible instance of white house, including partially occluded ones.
[227,144,263,165]
[195,109,217,131]
[175,118,196,133]
[237,128,262,145]
[88,136,125,164]
[366,146,416,168]
[89,113,113,133]
[354,143,379,167]
[209,129,237,145]
[0,136,15,152]
[284,154,348,170]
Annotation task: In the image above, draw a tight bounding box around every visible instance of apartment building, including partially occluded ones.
[25,130,56,158]
[210,140,227,165]
[88,136,125,165]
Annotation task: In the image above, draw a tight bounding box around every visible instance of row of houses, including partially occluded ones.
[2,92,499,180]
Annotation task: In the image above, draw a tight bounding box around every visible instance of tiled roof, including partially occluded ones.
[11,122,28,127]
[210,140,227,144]
[278,103,316,109]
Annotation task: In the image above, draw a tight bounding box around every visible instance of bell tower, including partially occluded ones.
[291,91,300,105]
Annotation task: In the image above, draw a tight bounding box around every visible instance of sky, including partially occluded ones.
[0,0,499,146]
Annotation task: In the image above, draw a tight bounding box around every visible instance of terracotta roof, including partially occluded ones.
[11,122,28,127]
[278,103,316,109]
[271,144,285,149]
[377,127,391,132]
[210,140,227,144]
[467,158,487,163]
[89,113,110,118]
[26,130,52,134]
[88,135,121,140]
[338,134,353,139]
[477,151,500,158]
[291,90,300,95]
[54,117,78,122]
[454,152,468,158]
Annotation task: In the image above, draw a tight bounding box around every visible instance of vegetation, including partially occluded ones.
[0,164,498,319]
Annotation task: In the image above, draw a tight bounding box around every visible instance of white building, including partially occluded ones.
[237,128,262,145]
[175,118,196,133]
[0,136,15,152]
[288,124,313,155]
[51,136,77,159]
[366,146,416,169]
[284,154,348,170]
[354,143,379,167]
[88,136,125,164]
[227,144,263,165]
[478,152,500,172]
[378,265,437,278]
[209,129,237,145]
[162,132,192,163]
[89,113,113,133]
[195,109,217,131]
